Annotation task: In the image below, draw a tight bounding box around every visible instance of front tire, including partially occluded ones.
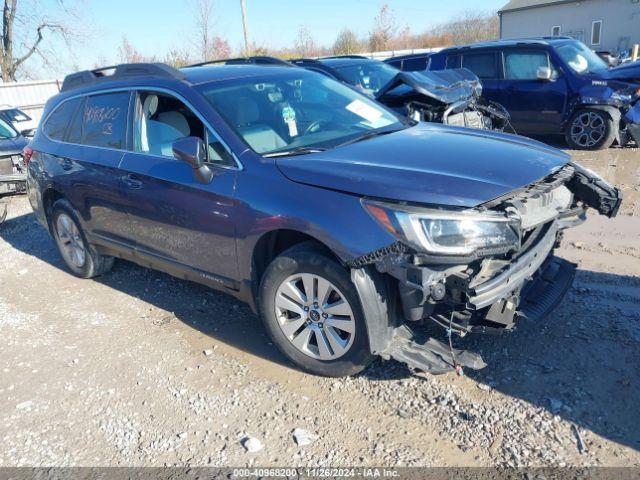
[259,243,374,377]
[565,108,616,150]
[51,199,114,278]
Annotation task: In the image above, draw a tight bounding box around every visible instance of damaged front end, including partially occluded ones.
[0,153,27,225]
[375,68,512,133]
[349,163,622,374]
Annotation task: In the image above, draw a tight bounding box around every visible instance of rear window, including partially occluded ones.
[81,92,130,149]
[43,97,83,141]
[462,52,497,79]
[2,108,31,122]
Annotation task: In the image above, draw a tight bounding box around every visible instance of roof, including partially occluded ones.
[316,57,382,68]
[385,52,434,62]
[438,36,574,53]
[499,0,580,13]
[180,64,296,84]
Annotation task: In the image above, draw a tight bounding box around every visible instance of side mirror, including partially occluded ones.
[172,136,213,184]
[537,66,553,81]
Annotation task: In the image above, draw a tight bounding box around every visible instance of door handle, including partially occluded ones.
[123,174,143,190]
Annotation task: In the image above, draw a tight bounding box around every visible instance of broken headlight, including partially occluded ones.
[363,200,520,256]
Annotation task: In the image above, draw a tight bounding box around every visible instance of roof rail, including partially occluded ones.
[185,56,292,68]
[61,63,186,92]
[321,55,369,60]
[289,58,323,64]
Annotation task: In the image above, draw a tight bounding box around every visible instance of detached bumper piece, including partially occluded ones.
[385,325,486,375]
[569,162,623,218]
[384,256,576,374]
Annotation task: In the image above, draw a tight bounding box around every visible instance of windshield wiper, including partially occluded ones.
[335,128,402,148]
[263,147,327,158]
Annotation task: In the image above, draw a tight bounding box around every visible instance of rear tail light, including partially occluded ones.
[22,145,33,166]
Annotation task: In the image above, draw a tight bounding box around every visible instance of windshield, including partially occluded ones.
[333,62,400,96]
[556,41,609,75]
[0,117,18,139]
[199,71,404,155]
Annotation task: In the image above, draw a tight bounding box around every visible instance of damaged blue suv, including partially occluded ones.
[26,62,622,377]
[424,38,640,150]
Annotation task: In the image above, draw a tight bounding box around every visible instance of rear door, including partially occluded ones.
[41,91,134,246]
[460,50,501,102]
[118,89,240,284]
[497,49,568,134]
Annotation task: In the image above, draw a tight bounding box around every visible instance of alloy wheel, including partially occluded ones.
[55,213,86,268]
[570,112,606,148]
[274,273,356,360]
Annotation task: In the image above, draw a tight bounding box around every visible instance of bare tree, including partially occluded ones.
[293,25,317,58]
[333,28,361,55]
[117,36,156,64]
[164,48,192,68]
[427,11,498,47]
[369,4,398,52]
[1,0,78,81]
[192,0,231,62]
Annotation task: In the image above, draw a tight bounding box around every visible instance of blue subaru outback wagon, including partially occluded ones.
[26,62,622,377]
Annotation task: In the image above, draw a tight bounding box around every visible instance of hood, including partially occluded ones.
[376,68,481,105]
[276,124,570,208]
[607,61,640,82]
[0,135,27,155]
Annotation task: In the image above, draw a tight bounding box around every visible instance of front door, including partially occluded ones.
[497,50,568,135]
[118,90,240,285]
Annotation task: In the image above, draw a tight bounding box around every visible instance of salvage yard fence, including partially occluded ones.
[0,79,62,125]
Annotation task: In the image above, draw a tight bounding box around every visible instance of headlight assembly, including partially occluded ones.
[363,199,521,256]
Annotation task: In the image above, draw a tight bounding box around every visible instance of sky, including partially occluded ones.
[30,0,507,75]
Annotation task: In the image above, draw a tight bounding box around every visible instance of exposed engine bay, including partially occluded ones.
[375,68,513,133]
[350,163,622,374]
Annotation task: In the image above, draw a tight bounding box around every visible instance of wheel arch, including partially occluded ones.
[249,229,343,308]
[565,104,621,147]
[41,186,66,231]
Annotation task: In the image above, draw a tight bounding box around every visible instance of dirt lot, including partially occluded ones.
[0,146,639,468]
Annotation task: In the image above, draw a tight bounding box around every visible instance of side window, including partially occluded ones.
[5,109,31,122]
[462,52,497,79]
[134,91,234,167]
[403,57,428,71]
[504,51,552,80]
[446,55,461,69]
[82,92,130,149]
[67,97,86,144]
[43,97,83,141]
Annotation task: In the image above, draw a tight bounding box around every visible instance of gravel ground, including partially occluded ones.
[0,146,639,467]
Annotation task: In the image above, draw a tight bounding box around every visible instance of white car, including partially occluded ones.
[0,105,37,137]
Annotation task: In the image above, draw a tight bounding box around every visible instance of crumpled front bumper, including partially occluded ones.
[351,162,622,375]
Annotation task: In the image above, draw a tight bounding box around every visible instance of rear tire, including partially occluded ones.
[565,108,616,150]
[51,198,114,278]
[259,243,374,377]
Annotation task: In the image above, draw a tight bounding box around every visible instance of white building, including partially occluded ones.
[499,0,640,53]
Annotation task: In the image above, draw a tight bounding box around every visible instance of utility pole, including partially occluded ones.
[240,0,250,56]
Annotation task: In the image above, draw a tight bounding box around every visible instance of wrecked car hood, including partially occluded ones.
[607,61,640,82]
[375,68,481,104]
[276,124,570,208]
